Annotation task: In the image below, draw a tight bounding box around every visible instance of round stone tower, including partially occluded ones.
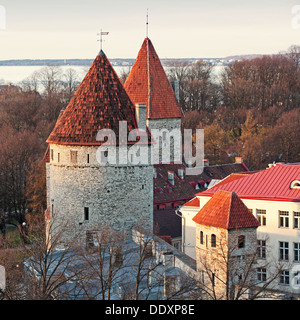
[45,50,153,246]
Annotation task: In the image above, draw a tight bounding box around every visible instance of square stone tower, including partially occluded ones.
[124,38,183,164]
[192,190,260,299]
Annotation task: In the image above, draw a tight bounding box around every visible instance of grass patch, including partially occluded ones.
[0,225,21,247]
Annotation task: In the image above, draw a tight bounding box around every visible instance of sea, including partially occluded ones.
[0,65,225,89]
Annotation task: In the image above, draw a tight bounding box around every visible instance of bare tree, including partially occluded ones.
[23,213,84,300]
[61,68,80,102]
[78,224,127,300]
[196,229,284,300]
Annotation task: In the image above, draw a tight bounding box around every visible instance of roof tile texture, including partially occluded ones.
[124,38,182,119]
[47,51,141,146]
[192,190,260,230]
[198,163,300,202]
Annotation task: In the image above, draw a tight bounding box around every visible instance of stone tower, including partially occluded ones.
[124,38,183,164]
[45,50,153,246]
[192,190,260,299]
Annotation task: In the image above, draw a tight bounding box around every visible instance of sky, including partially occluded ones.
[0,0,300,60]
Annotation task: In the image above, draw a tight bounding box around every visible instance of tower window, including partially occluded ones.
[70,150,78,163]
[211,234,216,247]
[58,153,60,163]
[200,231,204,245]
[87,154,90,164]
[238,235,245,248]
[84,207,89,221]
[50,149,54,161]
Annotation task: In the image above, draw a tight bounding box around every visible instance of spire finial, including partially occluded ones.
[97,29,109,52]
[146,9,149,38]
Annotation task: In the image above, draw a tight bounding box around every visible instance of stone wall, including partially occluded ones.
[195,224,258,299]
[147,118,181,164]
[47,144,153,246]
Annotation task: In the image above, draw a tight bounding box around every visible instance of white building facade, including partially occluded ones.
[180,163,300,297]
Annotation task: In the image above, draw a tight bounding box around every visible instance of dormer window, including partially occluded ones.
[291,180,300,189]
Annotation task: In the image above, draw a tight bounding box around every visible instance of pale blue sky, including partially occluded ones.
[0,0,299,59]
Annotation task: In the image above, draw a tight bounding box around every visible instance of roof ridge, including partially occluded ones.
[227,191,233,229]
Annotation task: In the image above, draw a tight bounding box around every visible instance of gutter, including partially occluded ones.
[175,208,186,255]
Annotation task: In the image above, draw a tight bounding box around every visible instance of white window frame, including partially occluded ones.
[257,240,266,259]
[279,211,289,228]
[256,209,266,226]
[279,270,290,286]
[294,242,300,262]
[293,212,300,229]
[279,241,289,261]
[257,268,267,283]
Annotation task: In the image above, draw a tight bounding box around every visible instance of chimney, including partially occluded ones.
[177,168,184,179]
[135,103,147,131]
[162,252,175,268]
[235,157,243,164]
[153,167,157,179]
[203,159,209,167]
[168,171,175,185]
[142,236,154,258]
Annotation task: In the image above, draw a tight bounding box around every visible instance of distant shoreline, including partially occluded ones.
[0,54,266,67]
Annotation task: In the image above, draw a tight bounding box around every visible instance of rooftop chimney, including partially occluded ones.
[177,168,184,179]
[135,103,147,131]
[235,157,243,164]
[168,171,175,185]
[153,167,157,179]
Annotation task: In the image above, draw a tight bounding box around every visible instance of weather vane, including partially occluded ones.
[97,29,109,51]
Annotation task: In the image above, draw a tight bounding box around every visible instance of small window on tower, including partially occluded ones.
[87,154,90,164]
[84,207,89,221]
[238,235,245,248]
[50,149,54,161]
[58,153,60,163]
[70,151,78,163]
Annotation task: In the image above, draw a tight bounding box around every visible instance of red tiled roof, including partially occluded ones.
[154,209,182,239]
[197,163,300,202]
[213,172,257,187]
[47,50,150,146]
[182,197,200,208]
[192,190,260,230]
[154,162,249,204]
[43,145,50,162]
[124,38,183,119]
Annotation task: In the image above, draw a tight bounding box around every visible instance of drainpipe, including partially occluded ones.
[175,208,185,254]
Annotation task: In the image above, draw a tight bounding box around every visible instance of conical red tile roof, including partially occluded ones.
[192,190,260,230]
[124,38,183,119]
[47,50,145,146]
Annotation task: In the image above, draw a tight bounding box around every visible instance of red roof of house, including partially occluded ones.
[47,50,150,146]
[192,190,260,230]
[197,163,300,202]
[182,197,200,208]
[124,38,182,120]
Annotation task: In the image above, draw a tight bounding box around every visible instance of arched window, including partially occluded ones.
[211,234,216,247]
[200,231,204,245]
